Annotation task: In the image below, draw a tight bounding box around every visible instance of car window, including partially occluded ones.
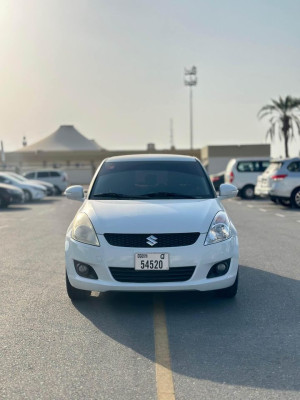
[25,172,35,179]
[50,171,60,177]
[287,161,300,172]
[0,176,11,184]
[37,172,49,178]
[260,161,270,171]
[263,162,282,175]
[236,161,261,172]
[90,161,214,199]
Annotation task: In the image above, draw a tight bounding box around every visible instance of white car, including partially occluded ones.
[65,155,239,300]
[23,170,68,194]
[225,157,270,199]
[0,173,46,202]
[255,157,300,208]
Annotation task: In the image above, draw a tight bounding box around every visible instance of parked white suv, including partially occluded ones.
[24,170,68,194]
[255,158,300,208]
[225,158,270,199]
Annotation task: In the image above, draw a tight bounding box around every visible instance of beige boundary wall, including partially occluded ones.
[2,144,271,184]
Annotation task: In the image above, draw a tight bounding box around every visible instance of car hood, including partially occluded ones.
[81,199,223,234]
[30,180,54,188]
[0,183,23,193]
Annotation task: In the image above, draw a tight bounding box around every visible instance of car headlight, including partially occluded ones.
[204,211,231,245]
[71,212,100,246]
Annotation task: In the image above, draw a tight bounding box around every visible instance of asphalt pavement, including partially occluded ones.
[0,196,299,400]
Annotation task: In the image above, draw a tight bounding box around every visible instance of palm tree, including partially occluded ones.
[258,96,300,157]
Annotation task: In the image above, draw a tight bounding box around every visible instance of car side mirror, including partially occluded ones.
[65,185,85,202]
[218,183,238,199]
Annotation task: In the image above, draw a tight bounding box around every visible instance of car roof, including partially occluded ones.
[105,154,198,162]
[25,169,64,173]
[269,157,300,163]
[230,157,270,162]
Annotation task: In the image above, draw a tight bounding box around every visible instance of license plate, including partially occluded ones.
[135,253,169,270]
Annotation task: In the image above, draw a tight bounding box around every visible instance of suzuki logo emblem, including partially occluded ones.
[146,235,158,246]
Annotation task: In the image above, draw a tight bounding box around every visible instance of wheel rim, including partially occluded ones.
[245,187,254,198]
[295,190,300,206]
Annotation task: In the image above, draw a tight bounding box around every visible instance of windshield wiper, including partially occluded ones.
[140,192,198,199]
[92,192,138,199]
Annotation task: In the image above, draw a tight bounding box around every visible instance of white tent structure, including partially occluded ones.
[19,125,104,152]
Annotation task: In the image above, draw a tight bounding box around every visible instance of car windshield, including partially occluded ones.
[90,160,214,200]
[9,174,27,182]
[264,162,282,175]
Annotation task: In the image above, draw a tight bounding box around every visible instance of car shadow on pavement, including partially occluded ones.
[73,265,300,392]
[0,206,32,212]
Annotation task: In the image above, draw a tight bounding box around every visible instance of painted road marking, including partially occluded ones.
[259,208,267,212]
[297,220,300,223]
[0,225,9,229]
[275,213,284,218]
[153,296,175,400]
[247,205,254,208]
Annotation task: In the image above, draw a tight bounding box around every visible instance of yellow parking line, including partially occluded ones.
[153,295,175,400]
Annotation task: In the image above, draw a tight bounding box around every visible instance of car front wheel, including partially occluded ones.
[216,273,238,298]
[23,190,32,202]
[66,272,91,300]
[0,197,9,208]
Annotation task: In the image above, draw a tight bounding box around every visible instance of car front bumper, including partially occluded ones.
[11,192,24,204]
[65,231,239,293]
[32,190,46,200]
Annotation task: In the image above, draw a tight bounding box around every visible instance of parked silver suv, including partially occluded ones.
[23,170,68,194]
[255,157,300,208]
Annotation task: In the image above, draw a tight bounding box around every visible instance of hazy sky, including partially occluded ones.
[0,0,299,156]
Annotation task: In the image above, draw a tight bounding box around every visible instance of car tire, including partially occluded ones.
[23,190,32,202]
[291,187,300,209]
[279,199,291,207]
[216,273,238,298]
[241,185,255,199]
[54,186,62,195]
[66,272,91,300]
[0,197,9,208]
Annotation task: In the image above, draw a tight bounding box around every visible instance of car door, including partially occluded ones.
[286,161,300,195]
[37,171,51,182]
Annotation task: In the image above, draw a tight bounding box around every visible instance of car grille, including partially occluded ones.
[104,233,200,248]
[109,267,196,283]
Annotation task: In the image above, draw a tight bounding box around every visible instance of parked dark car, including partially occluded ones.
[210,171,225,191]
[0,183,24,208]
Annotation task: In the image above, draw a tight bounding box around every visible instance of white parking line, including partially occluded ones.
[297,220,300,223]
[275,213,285,218]
[259,208,267,212]
[247,205,254,208]
[0,225,8,229]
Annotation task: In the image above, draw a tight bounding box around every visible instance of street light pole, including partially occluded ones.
[184,66,197,150]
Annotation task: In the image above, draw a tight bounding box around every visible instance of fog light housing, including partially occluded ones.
[207,259,231,279]
[74,260,98,280]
